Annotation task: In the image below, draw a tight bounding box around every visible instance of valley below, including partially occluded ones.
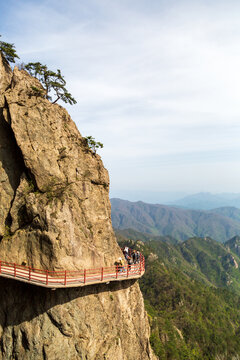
[116,231,240,360]
[113,198,240,359]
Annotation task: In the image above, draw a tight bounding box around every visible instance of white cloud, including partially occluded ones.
[2,0,240,197]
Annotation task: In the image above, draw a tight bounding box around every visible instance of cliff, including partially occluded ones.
[0,54,156,360]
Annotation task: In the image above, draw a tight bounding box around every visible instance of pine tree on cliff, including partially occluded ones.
[0,35,76,106]
[24,62,77,105]
[0,35,19,63]
[84,136,104,153]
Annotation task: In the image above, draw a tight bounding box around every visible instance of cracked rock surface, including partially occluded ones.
[0,54,121,271]
[0,278,155,360]
[0,54,157,360]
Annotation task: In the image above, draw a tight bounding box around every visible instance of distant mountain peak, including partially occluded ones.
[171,192,240,210]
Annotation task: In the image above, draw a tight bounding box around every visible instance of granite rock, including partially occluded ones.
[0,53,157,360]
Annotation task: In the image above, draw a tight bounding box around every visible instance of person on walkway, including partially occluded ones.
[132,250,137,264]
[115,257,125,272]
[127,255,132,271]
[123,246,129,260]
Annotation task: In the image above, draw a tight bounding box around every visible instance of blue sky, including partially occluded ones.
[1,0,240,203]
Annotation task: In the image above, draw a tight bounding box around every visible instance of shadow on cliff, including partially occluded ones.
[0,112,26,191]
[0,277,138,327]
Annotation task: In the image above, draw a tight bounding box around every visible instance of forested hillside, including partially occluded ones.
[210,207,240,222]
[115,228,179,244]
[116,232,240,360]
[111,198,240,242]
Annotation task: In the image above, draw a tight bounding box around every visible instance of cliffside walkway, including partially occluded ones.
[0,251,145,289]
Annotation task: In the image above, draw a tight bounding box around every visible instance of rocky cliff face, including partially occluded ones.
[0,54,156,360]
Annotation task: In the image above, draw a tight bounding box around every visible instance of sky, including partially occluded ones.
[1,0,240,203]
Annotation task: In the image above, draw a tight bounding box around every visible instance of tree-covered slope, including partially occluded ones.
[111,198,240,242]
[225,235,240,257]
[178,237,240,292]
[211,207,240,222]
[142,261,240,360]
[115,228,179,244]
[116,233,240,359]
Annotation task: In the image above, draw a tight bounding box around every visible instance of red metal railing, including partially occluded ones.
[0,250,145,288]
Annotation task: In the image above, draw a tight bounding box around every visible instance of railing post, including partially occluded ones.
[84,269,86,284]
[46,270,49,285]
[14,263,16,277]
[101,267,103,281]
[116,265,118,279]
[29,267,31,281]
[64,270,67,286]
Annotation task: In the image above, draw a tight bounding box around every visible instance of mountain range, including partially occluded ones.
[111,198,240,242]
[170,192,240,210]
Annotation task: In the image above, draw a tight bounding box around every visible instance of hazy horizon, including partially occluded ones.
[110,191,240,206]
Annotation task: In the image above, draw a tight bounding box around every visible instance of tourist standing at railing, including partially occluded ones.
[115,257,125,273]
[123,246,129,260]
[126,255,132,270]
[132,250,137,264]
